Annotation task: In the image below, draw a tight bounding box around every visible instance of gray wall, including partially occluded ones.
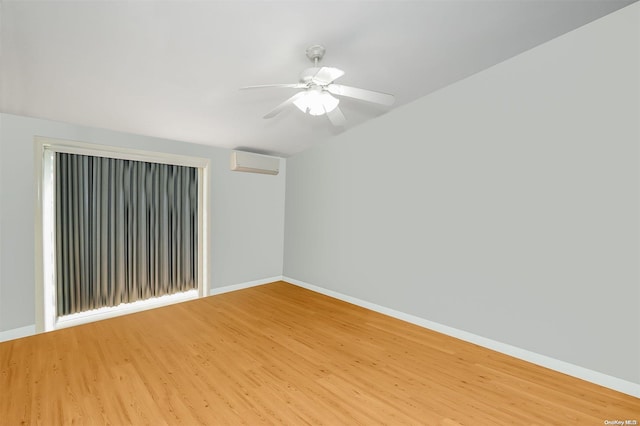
[284,4,639,383]
[0,113,286,331]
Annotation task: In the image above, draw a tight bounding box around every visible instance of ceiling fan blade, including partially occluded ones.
[263,91,307,119]
[241,83,307,90]
[312,67,345,85]
[327,84,395,106]
[325,105,346,127]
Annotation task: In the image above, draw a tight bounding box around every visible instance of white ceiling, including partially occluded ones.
[0,0,634,157]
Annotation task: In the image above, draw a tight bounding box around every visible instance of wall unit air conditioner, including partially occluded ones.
[230,151,280,175]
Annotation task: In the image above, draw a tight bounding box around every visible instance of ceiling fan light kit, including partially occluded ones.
[241,44,395,126]
[293,89,339,116]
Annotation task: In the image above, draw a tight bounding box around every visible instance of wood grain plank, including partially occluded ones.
[1,281,638,424]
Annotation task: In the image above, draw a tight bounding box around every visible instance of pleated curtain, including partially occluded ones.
[55,153,198,316]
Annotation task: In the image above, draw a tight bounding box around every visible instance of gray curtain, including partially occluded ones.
[55,153,198,316]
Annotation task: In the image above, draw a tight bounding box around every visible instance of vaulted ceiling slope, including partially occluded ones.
[0,1,634,156]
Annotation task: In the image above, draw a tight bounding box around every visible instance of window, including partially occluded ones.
[35,137,209,331]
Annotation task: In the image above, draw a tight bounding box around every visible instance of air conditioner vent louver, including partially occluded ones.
[230,151,280,175]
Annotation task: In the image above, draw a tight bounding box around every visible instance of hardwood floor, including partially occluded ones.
[1,281,638,424]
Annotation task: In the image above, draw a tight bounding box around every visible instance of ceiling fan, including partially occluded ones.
[242,45,395,126]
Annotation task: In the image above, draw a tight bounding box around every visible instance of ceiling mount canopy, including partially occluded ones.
[305,44,326,67]
[241,44,395,127]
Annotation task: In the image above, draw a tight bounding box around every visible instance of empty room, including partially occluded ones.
[0,0,638,424]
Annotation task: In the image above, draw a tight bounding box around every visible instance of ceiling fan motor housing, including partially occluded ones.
[299,67,322,84]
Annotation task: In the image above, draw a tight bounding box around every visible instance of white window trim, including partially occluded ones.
[34,136,209,333]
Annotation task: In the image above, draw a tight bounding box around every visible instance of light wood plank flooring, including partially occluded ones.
[1,281,638,424]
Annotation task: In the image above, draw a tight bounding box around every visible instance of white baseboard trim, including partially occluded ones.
[283,276,640,398]
[0,325,36,343]
[209,275,284,296]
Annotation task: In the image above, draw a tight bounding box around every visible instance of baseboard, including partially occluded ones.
[283,276,640,398]
[0,325,36,343]
[209,275,284,296]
